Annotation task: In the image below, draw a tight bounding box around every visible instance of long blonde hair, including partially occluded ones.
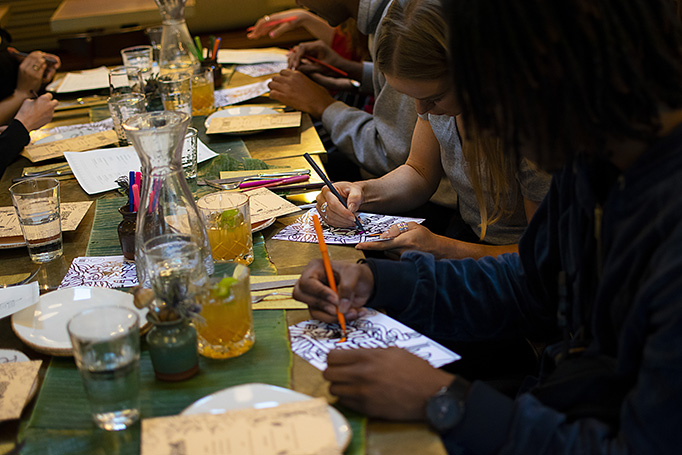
[376,0,519,239]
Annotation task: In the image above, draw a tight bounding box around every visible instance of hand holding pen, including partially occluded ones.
[315,181,365,229]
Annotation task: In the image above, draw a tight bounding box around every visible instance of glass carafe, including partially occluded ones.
[154,0,200,75]
[122,111,213,285]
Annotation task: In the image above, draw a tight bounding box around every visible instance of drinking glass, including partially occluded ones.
[108,93,146,146]
[9,178,62,263]
[191,67,214,116]
[67,306,141,431]
[120,45,153,71]
[197,192,254,265]
[108,66,143,95]
[181,126,198,179]
[195,264,254,359]
[159,72,192,116]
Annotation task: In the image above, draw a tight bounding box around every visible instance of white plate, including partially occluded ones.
[11,286,148,357]
[251,217,276,233]
[204,106,278,135]
[181,383,352,450]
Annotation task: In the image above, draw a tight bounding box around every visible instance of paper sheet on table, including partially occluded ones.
[217,47,289,64]
[30,118,114,143]
[0,282,39,320]
[59,256,138,289]
[141,398,339,455]
[236,62,288,77]
[272,208,425,245]
[65,141,218,194]
[206,112,301,134]
[50,66,109,93]
[246,187,301,224]
[290,308,460,371]
[0,360,42,421]
[0,201,93,240]
[21,130,119,162]
[214,79,271,107]
[251,274,305,310]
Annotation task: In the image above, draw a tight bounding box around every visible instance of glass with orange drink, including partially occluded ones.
[195,264,254,359]
[197,191,254,265]
[192,68,215,116]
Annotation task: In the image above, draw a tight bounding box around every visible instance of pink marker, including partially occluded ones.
[132,183,140,212]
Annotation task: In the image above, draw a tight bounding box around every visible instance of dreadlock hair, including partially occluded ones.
[376,0,520,240]
[443,0,682,171]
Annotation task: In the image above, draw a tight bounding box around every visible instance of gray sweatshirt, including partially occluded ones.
[320,0,418,178]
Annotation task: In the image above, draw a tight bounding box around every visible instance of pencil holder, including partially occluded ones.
[118,205,137,261]
[201,59,223,89]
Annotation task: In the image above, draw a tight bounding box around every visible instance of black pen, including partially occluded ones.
[303,153,365,231]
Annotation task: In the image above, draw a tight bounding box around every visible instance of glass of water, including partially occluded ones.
[181,126,198,179]
[9,178,62,263]
[159,72,192,116]
[67,306,141,431]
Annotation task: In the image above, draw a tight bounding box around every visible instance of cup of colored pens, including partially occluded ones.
[118,171,141,261]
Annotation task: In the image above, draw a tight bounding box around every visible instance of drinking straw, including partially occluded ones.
[303,153,364,231]
[312,214,347,340]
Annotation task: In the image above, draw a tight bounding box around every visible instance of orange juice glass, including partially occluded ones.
[195,265,254,359]
[192,68,215,116]
[197,191,254,265]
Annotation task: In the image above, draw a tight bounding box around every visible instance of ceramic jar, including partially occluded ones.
[146,316,199,382]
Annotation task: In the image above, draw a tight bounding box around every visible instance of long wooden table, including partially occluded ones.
[0,71,446,455]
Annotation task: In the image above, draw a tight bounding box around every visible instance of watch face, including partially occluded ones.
[427,392,463,433]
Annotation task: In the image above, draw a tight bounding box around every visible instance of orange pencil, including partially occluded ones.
[312,214,347,340]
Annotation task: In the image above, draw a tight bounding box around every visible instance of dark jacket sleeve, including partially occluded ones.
[0,119,30,176]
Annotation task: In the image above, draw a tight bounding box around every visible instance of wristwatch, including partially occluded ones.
[425,377,470,433]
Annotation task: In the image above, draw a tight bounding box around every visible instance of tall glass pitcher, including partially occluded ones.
[154,0,200,75]
[122,111,213,285]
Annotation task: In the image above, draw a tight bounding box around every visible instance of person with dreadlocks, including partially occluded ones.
[314,0,550,260]
[292,0,682,453]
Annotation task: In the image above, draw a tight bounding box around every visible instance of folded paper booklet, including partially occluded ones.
[141,398,340,455]
[246,187,301,224]
[0,360,42,421]
[21,130,118,162]
[206,112,301,134]
[0,201,93,246]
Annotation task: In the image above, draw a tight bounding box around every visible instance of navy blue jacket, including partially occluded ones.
[366,125,682,454]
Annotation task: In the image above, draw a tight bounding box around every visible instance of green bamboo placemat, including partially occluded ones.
[20,310,291,455]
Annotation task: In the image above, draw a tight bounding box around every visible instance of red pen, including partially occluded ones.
[304,55,348,77]
[247,16,297,32]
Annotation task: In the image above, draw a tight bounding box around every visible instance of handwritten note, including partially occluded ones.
[290,309,460,371]
[59,256,138,289]
[50,66,110,93]
[273,208,425,245]
[206,112,301,134]
[142,398,339,455]
[0,201,93,239]
[0,282,39,320]
[217,47,289,65]
[214,80,271,107]
[65,141,217,194]
[0,360,42,421]
[21,130,119,162]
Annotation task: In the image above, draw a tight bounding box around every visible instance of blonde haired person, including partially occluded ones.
[316,0,551,260]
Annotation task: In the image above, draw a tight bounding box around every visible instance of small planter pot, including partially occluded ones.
[146,315,199,382]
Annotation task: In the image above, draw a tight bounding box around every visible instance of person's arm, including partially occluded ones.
[247,9,336,44]
[0,119,30,175]
[316,117,444,227]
